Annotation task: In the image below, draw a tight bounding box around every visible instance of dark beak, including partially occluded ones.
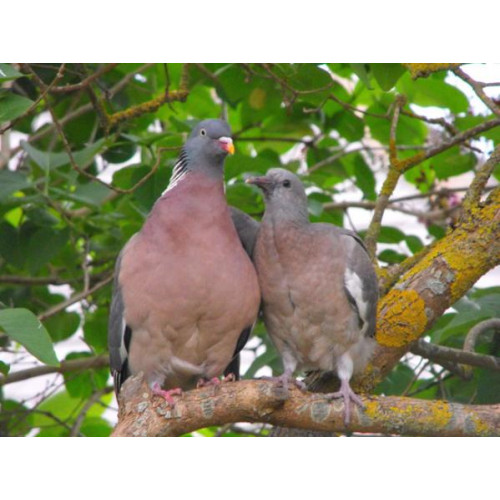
[245,175,273,192]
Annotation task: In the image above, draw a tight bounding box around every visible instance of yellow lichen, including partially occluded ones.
[366,399,452,433]
[376,289,428,347]
[403,63,462,79]
[393,151,427,173]
[469,414,490,436]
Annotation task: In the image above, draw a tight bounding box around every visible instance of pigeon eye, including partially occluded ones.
[200,129,206,136]
[283,180,291,188]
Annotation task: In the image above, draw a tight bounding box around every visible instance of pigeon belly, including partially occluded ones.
[120,179,260,390]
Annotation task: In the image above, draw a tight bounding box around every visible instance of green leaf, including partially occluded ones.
[21,141,68,172]
[0,308,59,366]
[333,111,364,142]
[398,72,469,113]
[101,136,137,164]
[0,63,24,83]
[83,309,109,352]
[27,226,70,274]
[21,138,106,173]
[430,147,477,180]
[374,362,415,396]
[378,226,406,243]
[0,360,10,375]
[405,235,424,254]
[353,155,377,200]
[80,416,113,437]
[371,64,406,91]
[33,389,111,429]
[0,171,31,200]
[0,400,34,436]
[63,352,109,398]
[350,63,372,89]
[44,311,80,343]
[0,90,34,122]
[378,249,407,263]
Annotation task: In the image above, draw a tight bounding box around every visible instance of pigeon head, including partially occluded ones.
[246,168,309,222]
[185,119,234,169]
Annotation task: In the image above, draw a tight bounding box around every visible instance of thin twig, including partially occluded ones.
[364,96,406,259]
[0,63,66,134]
[49,63,118,94]
[462,144,500,213]
[7,64,156,158]
[453,67,500,118]
[69,386,113,437]
[0,353,109,386]
[37,276,113,321]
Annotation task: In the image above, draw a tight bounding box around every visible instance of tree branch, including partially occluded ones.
[453,67,500,118]
[49,63,118,94]
[37,276,113,321]
[411,339,500,374]
[462,143,500,212]
[111,375,500,437]
[0,353,109,386]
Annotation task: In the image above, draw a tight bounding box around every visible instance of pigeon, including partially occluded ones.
[247,168,378,424]
[108,119,261,405]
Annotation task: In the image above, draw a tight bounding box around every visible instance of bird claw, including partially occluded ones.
[151,383,183,408]
[262,373,306,397]
[324,380,365,426]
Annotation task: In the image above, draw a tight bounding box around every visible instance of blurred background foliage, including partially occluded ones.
[0,63,499,436]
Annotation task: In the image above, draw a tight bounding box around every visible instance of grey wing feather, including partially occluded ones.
[228,207,260,379]
[108,250,130,395]
[230,206,260,258]
[339,230,378,338]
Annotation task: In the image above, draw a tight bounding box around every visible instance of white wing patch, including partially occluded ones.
[344,267,369,336]
[119,318,128,362]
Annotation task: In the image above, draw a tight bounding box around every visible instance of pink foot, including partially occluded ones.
[152,382,182,407]
[222,373,236,383]
[324,379,364,426]
[197,376,221,389]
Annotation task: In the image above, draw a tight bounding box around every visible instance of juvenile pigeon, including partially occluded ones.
[247,168,378,425]
[108,119,261,405]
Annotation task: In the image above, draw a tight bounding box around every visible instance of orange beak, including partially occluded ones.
[218,137,235,155]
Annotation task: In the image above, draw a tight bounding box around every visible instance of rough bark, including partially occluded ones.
[111,375,500,437]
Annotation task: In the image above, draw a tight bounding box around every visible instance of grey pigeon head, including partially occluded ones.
[247,168,309,221]
[184,119,234,169]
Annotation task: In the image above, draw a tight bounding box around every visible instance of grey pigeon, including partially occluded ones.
[247,168,378,425]
[108,119,261,405]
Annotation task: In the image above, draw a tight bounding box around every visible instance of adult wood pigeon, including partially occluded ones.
[108,119,261,405]
[247,168,378,425]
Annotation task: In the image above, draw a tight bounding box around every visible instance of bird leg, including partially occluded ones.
[151,382,183,407]
[262,370,307,397]
[324,378,364,426]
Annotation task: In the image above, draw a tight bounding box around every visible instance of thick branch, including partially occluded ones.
[365,186,500,389]
[111,376,500,437]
